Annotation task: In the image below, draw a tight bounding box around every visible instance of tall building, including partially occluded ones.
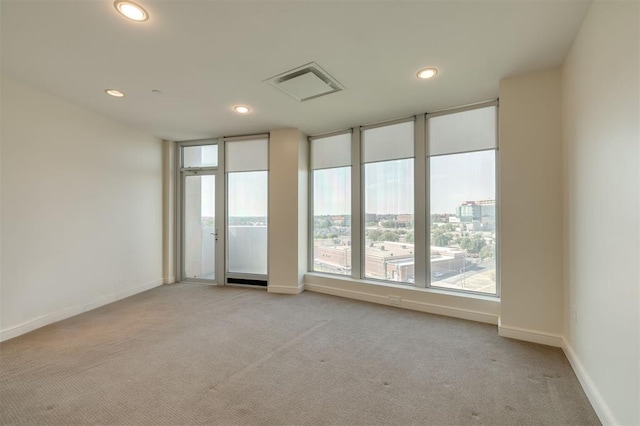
[456,199,495,229]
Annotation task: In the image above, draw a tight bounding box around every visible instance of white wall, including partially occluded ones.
[562,1,639,424]
[268,128,308,294]
[498,67,564,344]
[0,77,163,341]
[162,140,175,284]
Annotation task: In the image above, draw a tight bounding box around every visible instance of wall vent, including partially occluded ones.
[263,62,344,102]
[227,278,268,287]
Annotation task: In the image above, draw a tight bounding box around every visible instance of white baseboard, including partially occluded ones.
[268,283,304,295]
[562,338,617,426]
[0,279,163,343]
[163,276,176,284]
[497,321,564,347]
[304,283,498,325]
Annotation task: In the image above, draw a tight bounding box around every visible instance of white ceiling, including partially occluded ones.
[1,0,591,141]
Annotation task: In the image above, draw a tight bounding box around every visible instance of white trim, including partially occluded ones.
[425,99,499,118]
[497,320,564,347]
[305,282,498,324]
[0,279,163,343]
[223,133,270,142]
[360,115,415,131]
[308,128,352,141]
[268,284,304,295]
[163,276,176,284]
[562,338,618,426]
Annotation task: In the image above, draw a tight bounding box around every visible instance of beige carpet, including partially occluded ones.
[1,284,599,425]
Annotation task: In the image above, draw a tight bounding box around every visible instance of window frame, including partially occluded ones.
[224,134,270,283]
[308,129,353,278]
[359,117,416,285]
[175,139,225,285]
[426,101,500,297]
[307,100,500,298]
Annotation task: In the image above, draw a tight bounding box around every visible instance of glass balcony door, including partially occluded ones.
[183,172,217,281]
[178,141,224,284]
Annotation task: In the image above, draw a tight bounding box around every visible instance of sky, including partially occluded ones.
[365,159,414,214]
[430,150,495,214]
[313,150,495,216]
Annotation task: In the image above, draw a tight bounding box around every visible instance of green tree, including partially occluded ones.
[368,229,382,241]
[461,234,486,254]
[479,244,495,261]
[433,232,453,247]
[406,232,414,243]
[380,230,400,242]
[432,227,454,247]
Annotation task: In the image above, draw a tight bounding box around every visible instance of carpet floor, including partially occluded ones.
[1,284,599,425]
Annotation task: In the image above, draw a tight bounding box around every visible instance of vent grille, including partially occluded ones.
[227,277,268,287]
[264,62,344,102]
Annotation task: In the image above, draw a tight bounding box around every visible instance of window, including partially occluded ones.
[362,121,415,284]
[178,141,222,284]
[226,138,269,276]
[428,105,498,295]
[183,144,218,168]
[311,132,351,275]
[184,174,216,279]
[308,101,498,297]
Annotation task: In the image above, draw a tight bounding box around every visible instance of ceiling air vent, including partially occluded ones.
[264,62,344,102]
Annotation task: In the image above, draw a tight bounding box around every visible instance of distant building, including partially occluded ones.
[430,247,468,277]
[331,215,349,226]
[396,214,414,225]
[364,242,415,282]
[315,244,352,273]
[431,213,453,223]
[314,240,473,284]
[365,213,378,223]
[456,199,495,230]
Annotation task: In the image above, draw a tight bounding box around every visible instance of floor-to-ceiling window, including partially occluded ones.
[361,120,415,284]
[225,137,269,283]
[310,132,352,275]
[307,101,498,297]
[427,104,498,294]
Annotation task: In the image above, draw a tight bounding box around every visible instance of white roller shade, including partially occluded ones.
[311,133,351,170]
[428,106,497,156]
[226,138,268,172]
[182,144,218,168]
[362,121,414,163]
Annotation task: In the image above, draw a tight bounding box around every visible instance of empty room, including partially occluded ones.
[1,0,638,425]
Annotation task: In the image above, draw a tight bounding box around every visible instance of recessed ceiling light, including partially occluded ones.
[114,1,149,22]
[105,89,125,98]
[233,105,251,114]
[417,67,438,79]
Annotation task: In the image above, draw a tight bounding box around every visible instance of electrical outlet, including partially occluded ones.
[389,296,401,306]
